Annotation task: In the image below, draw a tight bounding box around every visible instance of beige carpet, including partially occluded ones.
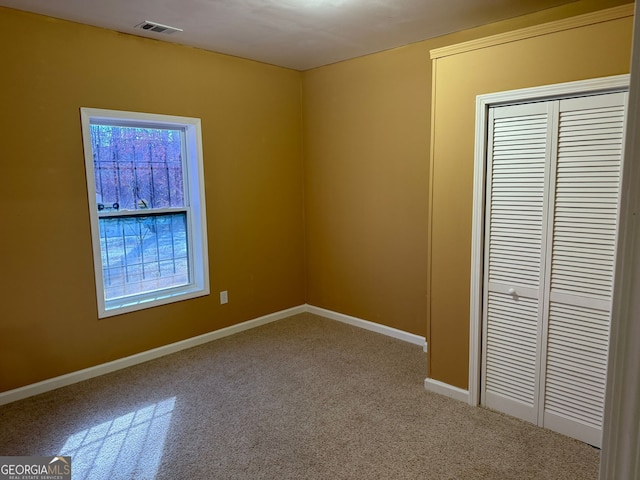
[0,313,599,479]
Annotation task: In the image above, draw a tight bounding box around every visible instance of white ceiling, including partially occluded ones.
[1,0,579,70]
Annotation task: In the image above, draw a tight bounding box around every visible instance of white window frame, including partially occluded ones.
[80,108,209,318]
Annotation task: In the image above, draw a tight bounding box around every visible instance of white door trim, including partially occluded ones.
[600,5,640,477]
[469,74,630,407]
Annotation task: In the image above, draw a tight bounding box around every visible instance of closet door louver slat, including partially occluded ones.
[550,99,624,300]
[485,293,538,403]
[487,110,547,288]
[543,301,611,445]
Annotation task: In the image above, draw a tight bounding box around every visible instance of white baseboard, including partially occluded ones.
[0,304,307,406]
[424,378,470,403]
[305,304,427,349]
[1,304,426,406]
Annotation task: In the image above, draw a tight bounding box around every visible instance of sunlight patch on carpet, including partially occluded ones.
[58,397,176,479]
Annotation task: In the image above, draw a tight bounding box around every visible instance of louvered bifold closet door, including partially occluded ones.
[541,92,626,447]
[482,102,552,424]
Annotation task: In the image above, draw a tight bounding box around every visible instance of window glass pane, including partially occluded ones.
[91,125,185,211]
[99,213,189,301]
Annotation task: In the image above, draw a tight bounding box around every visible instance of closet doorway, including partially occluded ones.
[468,75,629,447]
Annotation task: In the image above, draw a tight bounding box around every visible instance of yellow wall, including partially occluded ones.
[429,11,633,388]
[302,0,633,344]
[302,47,431,335]
[0,0,634,394]
[0,8,305,392]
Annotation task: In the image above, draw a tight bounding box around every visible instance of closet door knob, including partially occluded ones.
[508,288,516,295]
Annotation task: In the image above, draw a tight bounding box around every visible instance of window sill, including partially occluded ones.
[99,286,210,319]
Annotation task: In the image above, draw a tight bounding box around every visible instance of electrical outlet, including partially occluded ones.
[220,291,228,304]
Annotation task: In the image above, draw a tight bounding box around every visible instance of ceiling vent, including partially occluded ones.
[134,21,183,35]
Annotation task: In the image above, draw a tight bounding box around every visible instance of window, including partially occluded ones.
[80,108,209,318]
